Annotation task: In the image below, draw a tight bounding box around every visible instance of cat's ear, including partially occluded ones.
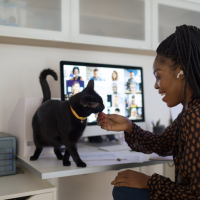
[86,80,94,90]
[80,98,87,107]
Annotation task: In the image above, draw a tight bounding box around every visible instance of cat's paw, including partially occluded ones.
[56,154,64,160]
[77,162,87,168]
[63,160,71,166]
[30,156,38,161]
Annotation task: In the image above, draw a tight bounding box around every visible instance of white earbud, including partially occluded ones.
[177,70,184,78]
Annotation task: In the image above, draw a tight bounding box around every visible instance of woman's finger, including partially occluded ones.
[111,177,127,185]
[103,114,117,119]
[97,119,105,125]
[118,170,129,175]
[100,124,110,131]
[98,112,106,118]
[97,117,106,126]
[97,115,105,121]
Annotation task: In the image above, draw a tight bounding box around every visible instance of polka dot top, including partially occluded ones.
[124,93,200,199]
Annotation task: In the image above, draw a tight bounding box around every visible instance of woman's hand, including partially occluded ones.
[97,112,132,133]
[111,169,151,189]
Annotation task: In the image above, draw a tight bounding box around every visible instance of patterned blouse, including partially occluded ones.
[124,93,200,199]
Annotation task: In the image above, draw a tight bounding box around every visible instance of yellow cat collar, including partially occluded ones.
[70,106,87,123]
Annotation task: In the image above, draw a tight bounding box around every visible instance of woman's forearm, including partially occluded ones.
[125,119,133,134]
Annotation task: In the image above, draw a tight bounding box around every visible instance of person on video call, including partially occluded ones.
[130,82,137,95]
[127,71,135,90]
[112,83,118,94]
[115,108,120,114]
[113,95,119,107]
[70,66,82,81]
[130,95,138,108]
[97,25,200,200]
[90,68,102,81]
[71,81,80,95]
[128,107,137,120]
[112,70,118,81]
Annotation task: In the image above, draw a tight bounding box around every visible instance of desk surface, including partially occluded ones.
[17,143,170,180]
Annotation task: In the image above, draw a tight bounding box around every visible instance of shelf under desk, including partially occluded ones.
[0,162,56,200]
[17,143,171,180]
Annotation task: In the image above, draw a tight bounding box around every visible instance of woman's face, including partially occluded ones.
[112,72,117,80]
[74,69,79,76]
[132,110,137,117]
[153,57,185,107]
[72,83,80,94]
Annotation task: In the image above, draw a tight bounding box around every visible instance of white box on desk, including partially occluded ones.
[8,98,55,158]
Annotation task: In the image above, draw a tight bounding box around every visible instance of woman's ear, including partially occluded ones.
[176,65,185,79]
[177,70,184,79]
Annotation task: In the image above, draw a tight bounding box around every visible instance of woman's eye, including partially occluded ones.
[156,77,160,80]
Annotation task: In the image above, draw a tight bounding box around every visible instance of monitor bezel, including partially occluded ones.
[60,61,145,124]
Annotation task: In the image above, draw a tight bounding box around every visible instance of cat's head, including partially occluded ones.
[69,80,105,117]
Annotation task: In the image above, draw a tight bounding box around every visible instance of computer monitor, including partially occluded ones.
[60,61,145,137]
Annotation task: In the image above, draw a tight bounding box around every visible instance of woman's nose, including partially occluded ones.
[154,81,159,89]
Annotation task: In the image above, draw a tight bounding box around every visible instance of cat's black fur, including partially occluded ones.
[30,69,104,167]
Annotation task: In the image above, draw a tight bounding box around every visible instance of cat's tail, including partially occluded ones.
[39,69,58,103]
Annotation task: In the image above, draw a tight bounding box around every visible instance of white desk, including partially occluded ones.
[0,162,56,200]
[17,143,170,180]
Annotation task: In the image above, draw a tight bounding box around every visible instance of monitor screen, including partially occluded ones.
[60,61,145,125]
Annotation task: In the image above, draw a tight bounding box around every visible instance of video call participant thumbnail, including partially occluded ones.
[127,71,135,90]
[90,69,102,81]
[70,66,82,81]
[112,70,118,81]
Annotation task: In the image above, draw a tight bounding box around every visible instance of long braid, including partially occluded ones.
[175,25,191,161]
[156,25,200,184]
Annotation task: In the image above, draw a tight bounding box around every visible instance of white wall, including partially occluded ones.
[0,43,170,132]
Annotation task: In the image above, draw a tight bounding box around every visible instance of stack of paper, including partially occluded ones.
[69,152,145,166]
[149,153,173,161]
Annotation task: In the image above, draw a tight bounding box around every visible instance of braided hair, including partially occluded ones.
[156,24,200,173]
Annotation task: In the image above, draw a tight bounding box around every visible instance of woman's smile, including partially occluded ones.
[160,93,166,101]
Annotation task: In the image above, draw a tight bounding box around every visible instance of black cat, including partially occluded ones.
[30,69,104,167]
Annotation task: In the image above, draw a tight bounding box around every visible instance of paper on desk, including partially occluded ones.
[86,153,144,166]
[69,152,126,161]
[149,153,173,161]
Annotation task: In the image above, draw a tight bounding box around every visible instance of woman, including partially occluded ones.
[98,25,200,199]
[113,95,119,107]
[70,66,82,81]
[130,95,137,108]
[71,81,80,95]
[128,107,137,120]
[112,70,118,81]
